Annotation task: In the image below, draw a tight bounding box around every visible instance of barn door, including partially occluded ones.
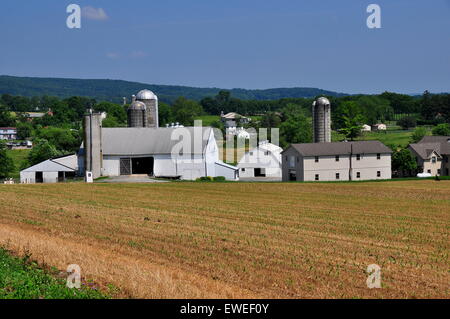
[120,158,131,175]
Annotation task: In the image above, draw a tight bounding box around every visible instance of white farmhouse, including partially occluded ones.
[237,141,283,180]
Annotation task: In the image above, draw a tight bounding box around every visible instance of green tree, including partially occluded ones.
[432,123,450,136]
[158,102,173,126]
[398,116,417,130]
[95,102,127,125]
[279,110,312,147]
[35,127,80,153]
[16,122,33,140]
[335,101,365,140]
[0,104,15,127]
[261,112,281,128]
[392,148,417,176]
[27,139,60,166]
[172,97,203,126]
[411,127,427,143]
[0,141,15,178]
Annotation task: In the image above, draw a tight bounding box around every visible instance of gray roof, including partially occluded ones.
[409,136,450,159]
[21,158,76,173]
[101,127,213,156]
[285,141,392,156]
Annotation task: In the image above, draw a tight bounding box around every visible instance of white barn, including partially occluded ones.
[237,141,283,180]
[20,154,78,184]
[81,123,238,181]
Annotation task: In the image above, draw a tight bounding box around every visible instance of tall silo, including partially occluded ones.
[127,99,147,128]
[136,89,159,128]
[312,97,331,143]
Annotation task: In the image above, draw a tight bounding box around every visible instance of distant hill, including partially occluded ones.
[0,75,347,104]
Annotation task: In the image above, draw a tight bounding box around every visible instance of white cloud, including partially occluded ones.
[82,6,109,21]
[106,52,120,59]
[130,51,147,58]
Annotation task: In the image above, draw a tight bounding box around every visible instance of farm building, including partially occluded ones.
[81,110,238,181]
[282,141,392,182]
[238,141,283,180]
[372,123,387,131]
[0,127,17,140]
[20,154,78,184]
[408,136,450,176]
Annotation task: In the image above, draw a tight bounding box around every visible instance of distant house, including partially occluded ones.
[361,124,372,132]
[23,109,53,121]
[20,154,78,184]
[408,136,450,177]
[238,141,283,180]
[282,141,392,182]
[221,112,251,128]
[0,127,17,140]
[372,123,387,131]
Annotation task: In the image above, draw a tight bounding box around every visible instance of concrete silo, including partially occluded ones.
[127,96,148,128]
[312,97,331,143]
[136,89,159,128]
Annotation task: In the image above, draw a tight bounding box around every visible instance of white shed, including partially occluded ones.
[20,154,78,184]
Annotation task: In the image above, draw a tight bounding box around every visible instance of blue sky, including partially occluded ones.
[0,0,449,94]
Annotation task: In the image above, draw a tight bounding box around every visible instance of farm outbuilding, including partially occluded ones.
[20,154,78,184]
[238,141,283,180]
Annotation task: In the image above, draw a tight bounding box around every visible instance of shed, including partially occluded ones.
[20,154,78,184]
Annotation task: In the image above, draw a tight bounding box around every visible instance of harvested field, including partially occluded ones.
[0,180,448,298]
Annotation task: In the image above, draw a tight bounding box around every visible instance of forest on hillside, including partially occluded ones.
[0,75,346,104]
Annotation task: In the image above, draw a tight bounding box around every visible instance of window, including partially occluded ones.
[315,174,319,181]
[432,157,436,163]
[315,156,319,163]
[356,154,361,161]
[377,153,381,160]
[250,152,254,156]
[296,157,299,163]
[241,168,245,172]
[356,172,361,178]
[264,151,269,156]
[335,155,340,162]
[427,169,431,174]
[437,169,441,175]
[336,173,340,180]
[377,171,381,177]
[289,156,295,168]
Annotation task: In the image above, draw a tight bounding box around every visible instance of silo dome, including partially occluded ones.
[136,89,158,100]
[128,101,146,110]
[315,97,331,106]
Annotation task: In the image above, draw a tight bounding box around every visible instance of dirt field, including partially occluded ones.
[0,181,448,298]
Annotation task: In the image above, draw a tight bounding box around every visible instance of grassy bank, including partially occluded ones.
[0,248,107,299]
[5,149,31,179]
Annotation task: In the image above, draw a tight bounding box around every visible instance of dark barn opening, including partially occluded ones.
[132,157,154,175]
[36,172,43,183]
[254,168,266,177]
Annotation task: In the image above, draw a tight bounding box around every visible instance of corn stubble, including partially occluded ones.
[0,180,448,298]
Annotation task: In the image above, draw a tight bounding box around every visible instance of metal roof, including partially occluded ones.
[21,158,76,173]
[101,127,213,156]
[284,141,392,156]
